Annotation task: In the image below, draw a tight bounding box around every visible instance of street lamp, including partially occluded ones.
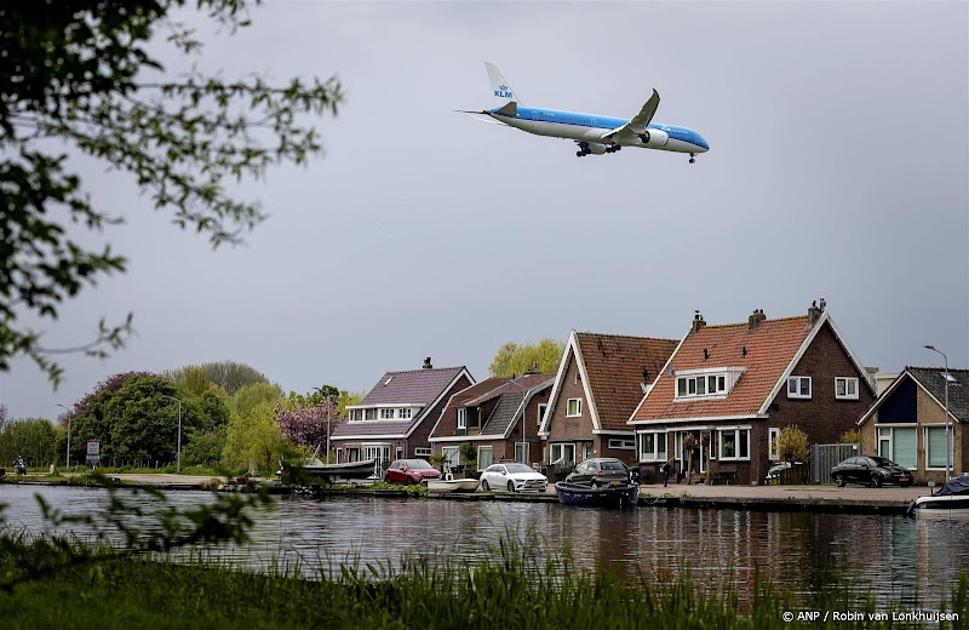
[56,403,71,470]
[160,395,183,473]
[923,345,951,482]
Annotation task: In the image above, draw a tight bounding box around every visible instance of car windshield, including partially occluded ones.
[600,461,626,471]
[403,459,432,469]
[505,464,532,474]
[867,456,894,467]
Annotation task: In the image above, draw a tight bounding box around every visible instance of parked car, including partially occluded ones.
[383,459,441,485]
[831,456,913,488]
[479,463,548,493]
[565,458,631,488]
[763,461,807,485]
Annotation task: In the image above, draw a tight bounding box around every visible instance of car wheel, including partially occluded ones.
[481,479,490,492]
[507,480,516,493]
[834,474,845,488]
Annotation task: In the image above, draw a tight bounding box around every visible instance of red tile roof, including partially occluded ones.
[632,315,814,421]
[575,333,679,431]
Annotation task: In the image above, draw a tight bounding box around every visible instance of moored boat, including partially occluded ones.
[299,458,378,481]
[907,477,969,518]
[426,478,480,493]
[555,482,639,509]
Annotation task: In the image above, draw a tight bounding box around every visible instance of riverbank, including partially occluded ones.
[2,548,965,629]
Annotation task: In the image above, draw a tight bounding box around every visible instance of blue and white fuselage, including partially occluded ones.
[467,62,710,161]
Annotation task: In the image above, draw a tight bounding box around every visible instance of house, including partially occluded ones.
[628,301,875,485]
[330,357,473,468]
[857,367,968,484]
[429,373,554,471]
[538,331,679,468]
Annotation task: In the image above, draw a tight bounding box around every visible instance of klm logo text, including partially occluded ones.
[494,84,513,99]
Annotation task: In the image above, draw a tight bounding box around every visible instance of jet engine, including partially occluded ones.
[638,129,669,147]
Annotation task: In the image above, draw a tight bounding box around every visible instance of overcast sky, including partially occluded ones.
[2,1,967,419]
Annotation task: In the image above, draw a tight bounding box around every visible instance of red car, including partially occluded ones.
[383,459,441,485]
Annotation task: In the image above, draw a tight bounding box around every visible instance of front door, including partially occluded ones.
[363,445,390,477]
[699,431,708,474]
[515,442,529,465]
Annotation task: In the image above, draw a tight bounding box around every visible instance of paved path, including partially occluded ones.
[637,483,929,512]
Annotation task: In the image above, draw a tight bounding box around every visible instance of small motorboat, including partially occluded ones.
[907,477,969,518]
[299,458,378,481]
[555,481,639,509]
[426,478,480,493]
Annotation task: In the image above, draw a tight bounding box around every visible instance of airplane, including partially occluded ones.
[460,62,709,162]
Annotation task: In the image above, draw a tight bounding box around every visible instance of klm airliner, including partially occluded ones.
[461,62,709,162]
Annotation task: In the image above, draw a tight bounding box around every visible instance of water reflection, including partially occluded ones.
[2,485,967,605]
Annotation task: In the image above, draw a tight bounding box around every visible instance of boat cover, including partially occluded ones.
[935,476,969,496]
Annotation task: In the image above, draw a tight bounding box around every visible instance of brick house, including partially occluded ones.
[330,358,473,471]
[428,373,554,471]
[628,302,875,485]
[538,331,678,468]
[857,367,968,484]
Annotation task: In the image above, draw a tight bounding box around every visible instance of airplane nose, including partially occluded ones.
[695,134,710,152]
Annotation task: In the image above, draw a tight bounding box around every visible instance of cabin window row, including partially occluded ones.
[675,373,727,398]
[348,407,416,421]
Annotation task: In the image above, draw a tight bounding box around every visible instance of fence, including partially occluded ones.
[811,443,859,483]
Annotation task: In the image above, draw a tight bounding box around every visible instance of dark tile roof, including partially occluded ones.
[907,367,969,422]
[331,420,413,438]
[480,391,526,436]
[359,366,465,406]
[463,373,555,407]
[575,333,678,430]
[429,377,509,439]
[633,316,813,421]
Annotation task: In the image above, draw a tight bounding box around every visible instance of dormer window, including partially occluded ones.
[365,408,378,420]
[398,408,413,419]
[380,408,395,419]
[457,408,467,429]
[674,369,737,400]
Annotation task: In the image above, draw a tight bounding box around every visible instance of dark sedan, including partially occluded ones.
[384,459,441,485]
[831,456,913,488]
[565,458,631,487]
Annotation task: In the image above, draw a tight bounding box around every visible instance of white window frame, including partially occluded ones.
[365,408,378,420]
[566,398,583,417]
[768,427,780,461]
[549,443,575,465]
[924,425,950,471]
[608,438,636,451]
[457,408,467,430]
[877,426,893,460]
[380,408,396,420]
[395,446,404,460]
[414,447,432,457]
[639,431,667,463]
[398,408,413,419]
[441,446,460,466]
[477,446,493,470]
[717,428,750,461]
[787,376,812,400]
[675,373,728,399]
[537,403,548,426]
[514,441,529,464]
[834,377,859,400]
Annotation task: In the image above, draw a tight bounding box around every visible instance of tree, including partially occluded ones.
[275,398,339,448]
[777,425,810,463]
[489,339,565,378]
[0,417,58,467]
[222,399,287,474]
[230,382,283,417]
[0,2,342,385]
[284,385,363,417]
[164,361,271,396]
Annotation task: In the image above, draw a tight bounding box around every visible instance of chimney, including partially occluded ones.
[807,299,825,325]
[748,308,767,331]
[422,357,433,370]
[691,310,706,333]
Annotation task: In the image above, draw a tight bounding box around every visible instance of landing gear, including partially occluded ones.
[576,141,590,158]
[605,144,621,154]
[689,152,696,164]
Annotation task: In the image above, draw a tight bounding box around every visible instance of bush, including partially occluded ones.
[839,429,861,444]
[776,425,809,463]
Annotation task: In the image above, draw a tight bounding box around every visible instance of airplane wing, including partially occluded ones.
[600,89,660,142]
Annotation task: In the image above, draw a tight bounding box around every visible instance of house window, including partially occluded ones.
[477,446,493,470]
[675,373,728,399]
[398,408,413,419]
[457,408,467,429]
[877,426,916,469]
[549,443,575,466]
[365,408,378,420]
[468,407,480,428]
[718,429,750,461]
[608,438,636,450]
[639,432,667,462]
[566,398,582,417]
[514,442,529,464]
[787,376,812,399]
[573,371,581,384]
[348,409,363,422]
[380,408,395,419]
[537,403,548,426]
[768,427,780,461]
[925,426,950,469]
[395,446,404,460]
[835,377,859,400]
[414,447,432,457]
[442,446,460,466]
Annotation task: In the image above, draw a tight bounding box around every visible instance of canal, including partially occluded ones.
[2,485,967,605]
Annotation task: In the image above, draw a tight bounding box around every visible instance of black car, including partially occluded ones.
[831,456,913,488]
[565,458,631,487]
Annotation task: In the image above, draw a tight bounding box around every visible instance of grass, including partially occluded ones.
[1,537,967,629]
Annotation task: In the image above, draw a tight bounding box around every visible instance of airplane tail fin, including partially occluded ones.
[485,62,522,106]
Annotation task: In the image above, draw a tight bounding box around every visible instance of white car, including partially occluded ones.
[479,463,548,493]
